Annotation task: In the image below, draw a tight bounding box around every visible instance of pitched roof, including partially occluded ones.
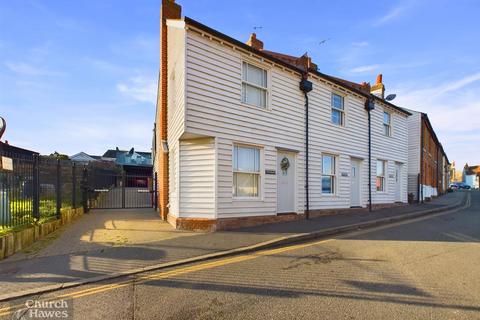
[183,17,411,117]
[102,149,118,158]
[465,165,480,175]
[421,113,450,163]
[70,152,98,162]
[115,149,152,167]
[326,76,371,93]
[0,141,39,157]
[102,148,152,166]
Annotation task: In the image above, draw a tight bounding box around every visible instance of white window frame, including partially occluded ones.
[232,144,263,200]
[241,61,269,109]
[383,111,392,136]
[331,92,345,126]
[321,154,337,195]
[376,160,387,192]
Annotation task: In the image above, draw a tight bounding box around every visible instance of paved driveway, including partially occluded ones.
[0,209,198,295]
[36,209,196,258]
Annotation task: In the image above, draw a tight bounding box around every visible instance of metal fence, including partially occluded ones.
[85,166,154,209]
[0,150,85,229]
[0,149,157,230]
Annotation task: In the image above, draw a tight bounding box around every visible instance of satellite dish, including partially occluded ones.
[385,94,397,101]
[0,117,5,140]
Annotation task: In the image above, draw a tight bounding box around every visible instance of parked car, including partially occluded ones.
[450,182,471,190]
[456,182,471,190]
[449,183,459,190]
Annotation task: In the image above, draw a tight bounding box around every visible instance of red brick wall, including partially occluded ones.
[421,118,445,196]
[156,0,181,219]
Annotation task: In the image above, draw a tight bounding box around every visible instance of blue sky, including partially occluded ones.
[1,0,479,169]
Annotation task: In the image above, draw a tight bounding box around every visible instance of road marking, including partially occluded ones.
[0,238,333,316]
[2,194,471,316]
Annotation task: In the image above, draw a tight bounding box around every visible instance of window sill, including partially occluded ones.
[233,197,264,202]
[240,102,272,112]
[330,122,345,128]
[321,193,337,197]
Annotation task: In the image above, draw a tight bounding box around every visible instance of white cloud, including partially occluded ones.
[352,41,369,48]
[373,3,412,26]
[55,18,84,31]
[349,64,380,73]
[117,76,157,104]
[392,72,480,168]
[30,42,52,58]
[109,35,158,61]
[4,61,65,76]
[85,58,133,74]
[2,101,154,156]
[437,72,480,95]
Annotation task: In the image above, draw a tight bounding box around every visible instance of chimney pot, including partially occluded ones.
[371,74,385,99]
[246,33,264,50]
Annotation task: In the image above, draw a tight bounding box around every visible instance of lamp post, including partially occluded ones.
[0,117,5,141]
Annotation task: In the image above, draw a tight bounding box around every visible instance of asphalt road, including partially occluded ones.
[1,191,479,320]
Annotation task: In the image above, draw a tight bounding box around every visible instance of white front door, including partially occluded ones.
[395,163,402,202]
[277,152,295,213]
[350,159,361,207]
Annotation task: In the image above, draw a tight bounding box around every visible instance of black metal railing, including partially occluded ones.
[0,150,158,230]
[0,151,84,230]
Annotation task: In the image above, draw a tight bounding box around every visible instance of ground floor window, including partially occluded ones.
[233,145,260,197]
[376,160,386,191]
[322,154,336,194]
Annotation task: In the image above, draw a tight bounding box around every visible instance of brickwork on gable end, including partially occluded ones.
[156,0,181,220]
[421,119,441,196]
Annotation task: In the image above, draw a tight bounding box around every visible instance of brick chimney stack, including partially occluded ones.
[155,0,182,220]
[370,73,385,99]
[246,33,264,50]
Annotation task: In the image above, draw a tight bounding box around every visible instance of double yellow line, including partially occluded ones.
[0,238,332,316]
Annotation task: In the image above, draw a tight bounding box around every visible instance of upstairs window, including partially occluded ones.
[383,112,391,136]
[242,62,268,108]
[322,155,336,194]
[331,93,345,126]
[376,160,386,192]
[233,145,261,198]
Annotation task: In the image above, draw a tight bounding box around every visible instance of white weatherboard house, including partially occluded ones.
[154,2,410,231]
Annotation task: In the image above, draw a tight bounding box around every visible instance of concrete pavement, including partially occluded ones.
[0,190,478,319]
[0,190,468,301]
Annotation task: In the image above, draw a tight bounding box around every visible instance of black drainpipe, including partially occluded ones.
[420,116,424,203]
[365,98,375,212]
[436,147,439,195]
[300,76,313,219]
